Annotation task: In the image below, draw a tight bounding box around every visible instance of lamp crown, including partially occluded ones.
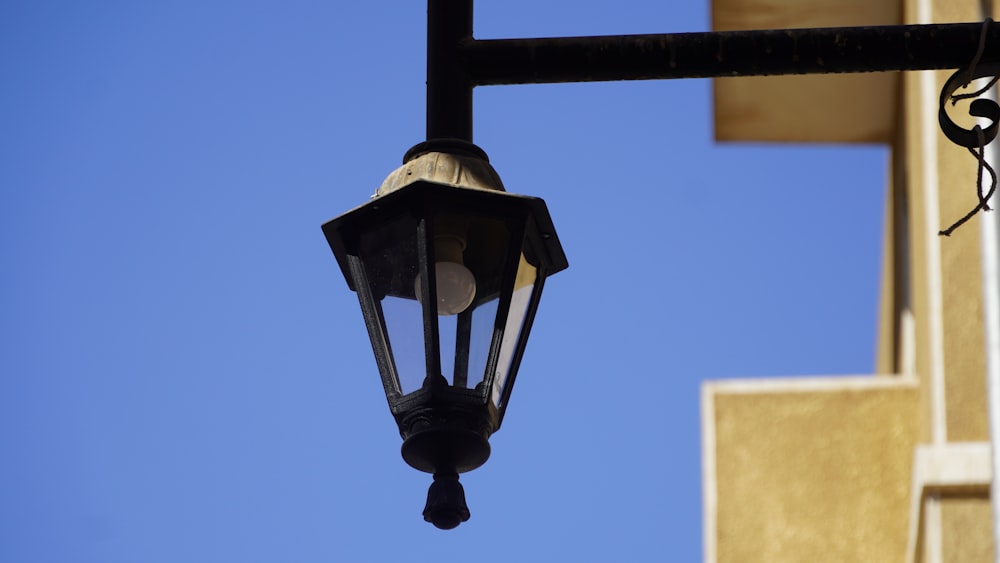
[376,140,505,197]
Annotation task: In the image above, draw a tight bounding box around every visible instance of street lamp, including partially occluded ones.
[322,139,567,529]
[323,0,1000,531]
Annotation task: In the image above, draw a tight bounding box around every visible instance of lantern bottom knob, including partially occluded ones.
[400,423,491,474]
[422,471,471,530]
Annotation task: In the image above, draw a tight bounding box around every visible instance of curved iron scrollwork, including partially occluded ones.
[938,64,1000,149]
[937,20,1000,236]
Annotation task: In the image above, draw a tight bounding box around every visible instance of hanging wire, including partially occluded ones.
[938,18,1000,236]
[940,126,998,236]
[955,18,994,100]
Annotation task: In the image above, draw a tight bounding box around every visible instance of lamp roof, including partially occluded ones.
[376,141,506,197]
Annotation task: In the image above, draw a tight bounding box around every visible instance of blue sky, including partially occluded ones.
[1,1,887,561]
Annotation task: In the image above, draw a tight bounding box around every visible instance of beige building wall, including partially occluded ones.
[703,378,918,562]
[704,0,997,560]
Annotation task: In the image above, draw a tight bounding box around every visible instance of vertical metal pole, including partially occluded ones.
[983,86,1000,563]
[978,3,1000,557]
[427,0,473,141]
[984,141,1000,563]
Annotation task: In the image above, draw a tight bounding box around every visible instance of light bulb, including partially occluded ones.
[433,261,476,315]
[414,236,477,316]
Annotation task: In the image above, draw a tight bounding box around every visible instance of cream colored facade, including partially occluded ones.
[703,0,998,560]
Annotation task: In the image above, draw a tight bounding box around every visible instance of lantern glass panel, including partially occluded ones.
[380,296,424,394]
[431,211,513,394]
[358,213,426,395]
[438,311,459,385]
[464,297,498,390]
[492,254,538,407]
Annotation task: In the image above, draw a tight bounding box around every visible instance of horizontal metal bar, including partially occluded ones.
[464,22,1000,85]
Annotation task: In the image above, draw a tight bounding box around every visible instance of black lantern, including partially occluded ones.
[322,140,568,529]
